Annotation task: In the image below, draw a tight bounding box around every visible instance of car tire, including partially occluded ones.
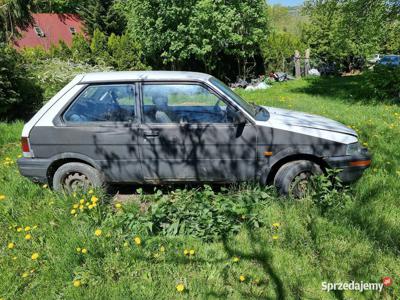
[53,162,105,192]
[273,160,322,198]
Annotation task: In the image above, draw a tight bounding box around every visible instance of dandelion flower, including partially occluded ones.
[91,196,98,203]
[189,249,195,256]
[73,204,79,209]
[239,275,246,282]
[272,223,281,228]
[232,256,240,263]
[17,227,23,232]
[12,256,17,260]
[73,280,81,287]
[7,242,15,249]
[272,235,279,240]
[184,249,189,256]
[115,203,122,209]
[31,252,39,260]
[22,272,29,278]
[76,247,81,252]
[88,204,94,209]
[176,283,185,292]
[134,236,141,245]
[42,184,48,189]
[81,248,88,254]
[25,234,32,240]
[0,194,5,201]
[160,246,165,252]
[88,189,94,194]
[70,209,77,215]
[79,199,85,204]
[25,226,31,232]
[79,205,84,210]
[95,229,102,236]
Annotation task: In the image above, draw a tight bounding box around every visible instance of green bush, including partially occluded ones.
[363,65,400,100]
[122,185,274,241]
[0,44,43,121]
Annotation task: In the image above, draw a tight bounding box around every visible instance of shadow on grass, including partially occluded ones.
[291,76,397,105]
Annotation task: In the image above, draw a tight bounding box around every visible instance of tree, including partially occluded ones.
[0,0,33,42]
[78,0,126,36]
[90,28,109,64]
[302,0,399,71]
[126,0,268,80]
[70,33,92,63]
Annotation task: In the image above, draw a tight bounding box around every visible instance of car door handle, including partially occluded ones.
[143,130,160,138]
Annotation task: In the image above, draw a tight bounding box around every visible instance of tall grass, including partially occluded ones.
[1,77,399,299]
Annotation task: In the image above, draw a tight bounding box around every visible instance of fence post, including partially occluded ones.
[295,50,301,78]
[304,49,310,77]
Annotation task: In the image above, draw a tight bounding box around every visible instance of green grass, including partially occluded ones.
[1,76,400,299]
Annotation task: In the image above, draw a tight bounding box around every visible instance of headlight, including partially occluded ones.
[346,142,363,155]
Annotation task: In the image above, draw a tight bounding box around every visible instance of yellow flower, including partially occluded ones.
[31,252,39,260]
[184,249,189,256]
[176,283,185,292]
[25,226,31,232]
[73,204,79,209]
[7,242,15,249]
[134,236,141,245]
[0,194,5,201]
[12,256,17,260]
[25,234,32,240]
[88,189,94,194]
[160,246,165,252]
[91,196,98,203]
[81,248,88,254]
[92,203,97,207]
[79,199,85,204]
[22,272,29,278]
[239,275,246,282]
[272,235,279,240]
[95,229,102,236]
[73,280,81,287]
[42,184,48,189]
[70,209,77,215]
[232,256,240,263]
[189,249,195,256]
[76,247,81,252]
[88,204,94,209]
[17,227,22,232]
[79,205,84,210]
[115,203,122,209]
[272,223,281,228]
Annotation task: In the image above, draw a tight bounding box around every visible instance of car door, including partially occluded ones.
[36,83,143,183]
[139,82,258,182]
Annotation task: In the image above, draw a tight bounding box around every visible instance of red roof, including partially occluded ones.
[14,13,85,50]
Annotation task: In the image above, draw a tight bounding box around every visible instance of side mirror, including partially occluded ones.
[233,111,247,125]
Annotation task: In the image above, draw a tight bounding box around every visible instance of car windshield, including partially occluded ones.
[381,56,399,63]
[210,77,256,116]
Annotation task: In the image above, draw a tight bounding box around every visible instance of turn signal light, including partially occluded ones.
[349,160,371,167]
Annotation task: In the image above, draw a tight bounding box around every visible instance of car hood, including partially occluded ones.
[262,106,357,136]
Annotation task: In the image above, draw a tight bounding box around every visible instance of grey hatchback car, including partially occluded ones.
[17,71,371,196]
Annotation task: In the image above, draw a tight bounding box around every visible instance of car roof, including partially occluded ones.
[79,71,213,83]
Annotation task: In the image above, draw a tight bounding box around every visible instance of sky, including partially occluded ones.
[268,0,304,6]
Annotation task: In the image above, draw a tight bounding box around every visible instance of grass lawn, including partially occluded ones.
[0,76,399,299]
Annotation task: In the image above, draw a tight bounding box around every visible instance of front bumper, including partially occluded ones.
[17,158,51,184]
[324,152,372,183]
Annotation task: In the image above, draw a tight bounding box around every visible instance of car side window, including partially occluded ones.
[64,84,136,123]
[142,84,234,124]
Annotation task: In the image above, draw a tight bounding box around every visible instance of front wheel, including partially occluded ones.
[53,162,105,193]
[274,160,322,198]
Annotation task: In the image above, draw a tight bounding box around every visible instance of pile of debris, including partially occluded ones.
[230,72,295,90]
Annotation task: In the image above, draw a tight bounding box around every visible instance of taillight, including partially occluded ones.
[21,137,33,157]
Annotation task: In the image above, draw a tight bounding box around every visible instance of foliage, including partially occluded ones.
[0,0,33,42]
[302,0,399,71]
[123,185,272,241]
[78,0,126,36]
[26,58,112,100]
[363,65,400,100]
[31,0,89,13]
[0,44,43,120]
[126,0,268,80]
[90,28,110,65]
[70,33,92,64]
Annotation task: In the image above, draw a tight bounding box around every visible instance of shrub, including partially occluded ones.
[0,44,43,121]
[363,65,400,100]
[122,185,274,241]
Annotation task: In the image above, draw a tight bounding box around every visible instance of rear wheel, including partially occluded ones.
[273,160,322,198]
[53,162,105,193]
